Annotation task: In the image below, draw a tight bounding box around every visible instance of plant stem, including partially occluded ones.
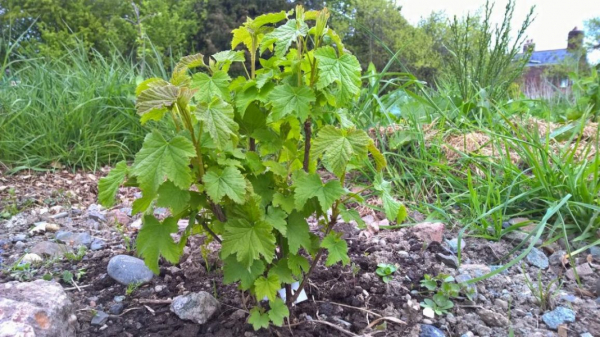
[303,119,312,172]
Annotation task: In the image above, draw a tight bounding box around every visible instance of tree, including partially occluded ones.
[585,17,600,49]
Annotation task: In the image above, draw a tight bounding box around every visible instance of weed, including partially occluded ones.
[7,261,36,281]
[376,263,397,283]
[64,246,87,262]
[521,264,562,311]
[420,273,476,317]
[125,282,142,296]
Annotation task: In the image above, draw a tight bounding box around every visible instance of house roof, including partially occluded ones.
[526,49,570,66]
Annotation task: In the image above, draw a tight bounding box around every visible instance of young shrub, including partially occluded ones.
[99,6,405,329]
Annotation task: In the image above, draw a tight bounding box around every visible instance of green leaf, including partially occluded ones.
[248,308,270,331]
[137,215,180,274]
[252,11,288,29]
[261,19,309,57]
[232,26,252,50]
[265,206,287,236]
[212,50,245,63]
[132,131,196,194]
[191,71,231,103]
[368,143,387,171]
[286,211,311,254]
[339,207,365,228]
[194,97,238,149]
[203,166,246,204]
[223,256,265,290]
[293,172,344,211]
[254,274,280,302]
[156,180,190,215]
[268,298,290,327]
[268,258,295,283]
[136,83,179,122]
[98,161,128,207]
[268,84,315,122]
[221,219,276,268]
[382,193,407,223]
[314,46,362,104]
[287,254,310,277]
[248,172,275,207]
[312,126,371,176]
[273,192,295,214]
[132,191,155,215]
[321,232,350,266]
[173,53,206,74]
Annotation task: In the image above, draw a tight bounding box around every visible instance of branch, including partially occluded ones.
[303,119,312,172]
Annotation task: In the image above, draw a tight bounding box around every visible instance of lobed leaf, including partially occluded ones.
[223,256,265,290]
[137,215,181,274]
[312,126,371,177]
[321,232,350,266]
[203,166,246,204]
[254,274,280,302]
[293,172,344,211]
[98,161,128,207]
[248,308,270,331]
[131,131,196,195]
[314,46,361,104]
[221,219,276,268]
[194,97,238,149]
[268,298,290,326]
[260,19,309,57]
[268,83,315,122]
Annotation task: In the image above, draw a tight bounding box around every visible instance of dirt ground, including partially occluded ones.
[1,169,599,336]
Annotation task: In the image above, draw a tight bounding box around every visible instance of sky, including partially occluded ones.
[400,0,600,63]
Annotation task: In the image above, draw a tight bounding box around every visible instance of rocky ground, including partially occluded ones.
[1,169,600,337]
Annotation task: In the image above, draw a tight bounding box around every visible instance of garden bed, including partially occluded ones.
[1,169,599,336]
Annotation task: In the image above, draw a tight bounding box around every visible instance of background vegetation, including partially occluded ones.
[1,0,600,267]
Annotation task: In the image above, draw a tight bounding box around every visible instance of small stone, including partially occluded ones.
[542,306,576,330]
[589,246,600,260]
[565,263,594,280]
[154,285,165,292]
[595,279,600,295]
[445,238,466,253]
[230,309,246,320]
[90,238,105,251]
[55,231,92,248]
[436,253,458,268]
[130,219,142,230]
[31,241,69,258]
[14,241,25,249]
[494,298,508,311]
[477,308,509,327]
[109,303,124,315]
[170,291,220,324]
[88,210,106,223]
[91,311,109,325]
[113,296,125,303]
[107,210,130,226]
[411,222,445,243]
[11,234,27,243]
[419,324,445,337]
[580,333,593,337]
[455,273,478,298]
[549,250,567,267]
[489,265,509,275]
[459,264,491,277]
[21,253,43,263]
[107,255,154,285]
[503,231,542,246]
[422,319,433,325]
[460,333,475,337]
[49,212,69,220]
[526,247,549,269]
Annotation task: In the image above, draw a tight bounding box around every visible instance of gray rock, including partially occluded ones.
[107,255,154,285]
[0,280,77,337]
[88,210,106,223]
[589,246,600,259]
[91,310,109,325]
[14,241,25,250]
[113,296,125,303]
[109,303,124,315]
[489,265,509,275]
[55,231,92,248]
[49,212,69,220]
[541,306,576,330]
[31,241,69,258]
[596,279,600,296]
[504,231,542,246]
[419,324,445,337]
[436,253,458,268]
[580,333,593,337]
[170,291,220,324]
[90,238,105,251]
[455,273,478,298]
[445,238,466,254]
[477,308,509,327]
[526,247,549,269]
[494,298,508,311]
[11,234,27,243]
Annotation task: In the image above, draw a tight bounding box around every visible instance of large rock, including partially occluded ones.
[0,280,77,337]
[410,222,445,243]
[107,255,154,285]
[170,291,219,324]
[526,247,549,269]
[419,324,445,337]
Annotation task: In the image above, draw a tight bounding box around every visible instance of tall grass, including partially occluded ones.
[0,43,168,171]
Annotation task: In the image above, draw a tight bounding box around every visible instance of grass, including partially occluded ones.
[0,43,169,171]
